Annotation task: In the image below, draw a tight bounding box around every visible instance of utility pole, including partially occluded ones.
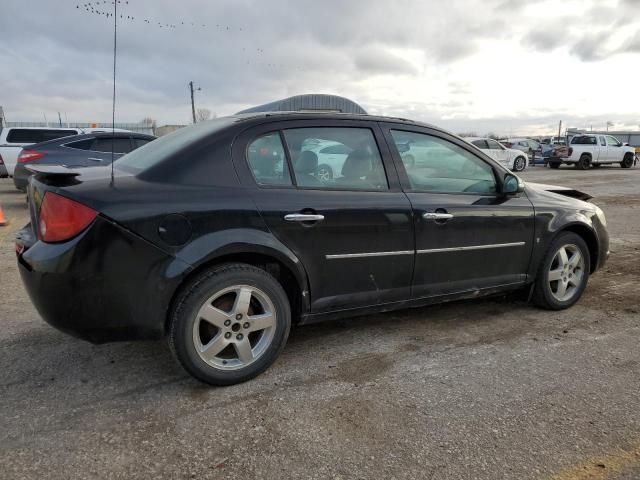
[189,81,201,124]
[557,120,562,140]
[58,112,62,127]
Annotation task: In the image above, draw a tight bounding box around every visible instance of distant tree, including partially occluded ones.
[486,132,501,140]
[196,108,212,122]
[457,131,478,137]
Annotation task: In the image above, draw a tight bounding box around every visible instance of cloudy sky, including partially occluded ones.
[1,0,639,135]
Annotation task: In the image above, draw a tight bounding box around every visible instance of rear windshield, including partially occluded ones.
[115,118,236,173]
[6,129,78,143]
[571,136,597,145]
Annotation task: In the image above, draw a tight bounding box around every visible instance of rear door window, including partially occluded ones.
[6,129,78,143]
[282,127,388,190]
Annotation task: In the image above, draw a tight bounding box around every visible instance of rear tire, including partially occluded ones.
[620,153,634,169]
[532,232,590,310]
[575,154,591,170]
[169,263,291,386]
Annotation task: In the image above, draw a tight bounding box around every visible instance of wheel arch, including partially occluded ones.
[552,222,600,274]
[166,234,311,334]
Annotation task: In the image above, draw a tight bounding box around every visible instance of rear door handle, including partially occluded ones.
[423,212,454,221]
[87,157,104,162]
[284,213,325,222]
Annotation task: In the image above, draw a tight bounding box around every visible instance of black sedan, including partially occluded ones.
[12,131,155,191]
[15,113,609,385]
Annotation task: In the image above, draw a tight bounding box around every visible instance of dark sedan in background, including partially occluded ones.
[15,113,609,386]
[12,131,155,191]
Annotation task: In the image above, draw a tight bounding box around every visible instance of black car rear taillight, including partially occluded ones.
[38,192,98,243]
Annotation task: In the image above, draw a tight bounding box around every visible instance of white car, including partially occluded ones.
[465,137,529,172]
[0,126,131,176]
[557,134,636,170]
[300,139,353,181]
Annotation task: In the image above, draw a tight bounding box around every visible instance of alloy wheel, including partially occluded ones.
[192,285,276,370]
[548,244,585,302]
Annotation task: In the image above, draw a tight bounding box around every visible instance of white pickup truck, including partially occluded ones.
[550,134,636,170]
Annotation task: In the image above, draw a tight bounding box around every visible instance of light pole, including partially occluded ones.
[189,81,201,123]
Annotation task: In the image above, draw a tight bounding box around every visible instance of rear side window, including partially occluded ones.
[6,129,78,143]
[91,137,132,154]
[65,139,94,150]
[133,138,152,148]
[247,133,292,186]
[471,140,489,149]
[571,136,597,145]
[282,127,388,190]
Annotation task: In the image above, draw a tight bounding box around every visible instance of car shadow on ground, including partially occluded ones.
[1,294,537,398]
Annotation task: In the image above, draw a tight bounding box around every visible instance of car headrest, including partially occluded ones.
[295,150,318,175]
[342,150,372,179]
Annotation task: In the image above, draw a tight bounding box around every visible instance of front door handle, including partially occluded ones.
[423,212,454,221]
[284,213,325,222]
[87,157,104,162]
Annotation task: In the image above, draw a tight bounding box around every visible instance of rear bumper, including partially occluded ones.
[16,217,192,343]
[12,164,29,190]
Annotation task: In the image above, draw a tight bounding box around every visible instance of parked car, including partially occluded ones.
[550,134,636,169]
[12,132,156,191]
[16,113,609,386]
[0,154,7,178]
[540,137,571,164]
[0,126,132,177]
[299,139,353,181]
[465,137,529,171]
[506,138,541,156]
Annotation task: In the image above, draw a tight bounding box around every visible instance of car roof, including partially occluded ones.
[26,131,156,149]
[226,111,441,131]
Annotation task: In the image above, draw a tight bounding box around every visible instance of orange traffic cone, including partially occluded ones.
[0,206,7,226]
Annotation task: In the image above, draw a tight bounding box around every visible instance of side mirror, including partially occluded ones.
[502,173,524,195]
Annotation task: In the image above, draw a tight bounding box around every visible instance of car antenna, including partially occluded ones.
[110,0,118,186]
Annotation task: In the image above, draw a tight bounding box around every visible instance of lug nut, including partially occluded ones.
[236,313,243,320]
[243,322,250,329]
[224,319,231,327]
[236,333,243,340]
[224,332,232,339]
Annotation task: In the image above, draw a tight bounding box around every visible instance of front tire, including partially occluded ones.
[513,156,526,172]
[549,161,561,169]
[620,153,634,169]
[316,164,333,181]
[169,264,291,386]
[532,232,590,310]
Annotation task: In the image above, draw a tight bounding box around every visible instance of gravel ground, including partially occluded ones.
[0,164,639,480]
